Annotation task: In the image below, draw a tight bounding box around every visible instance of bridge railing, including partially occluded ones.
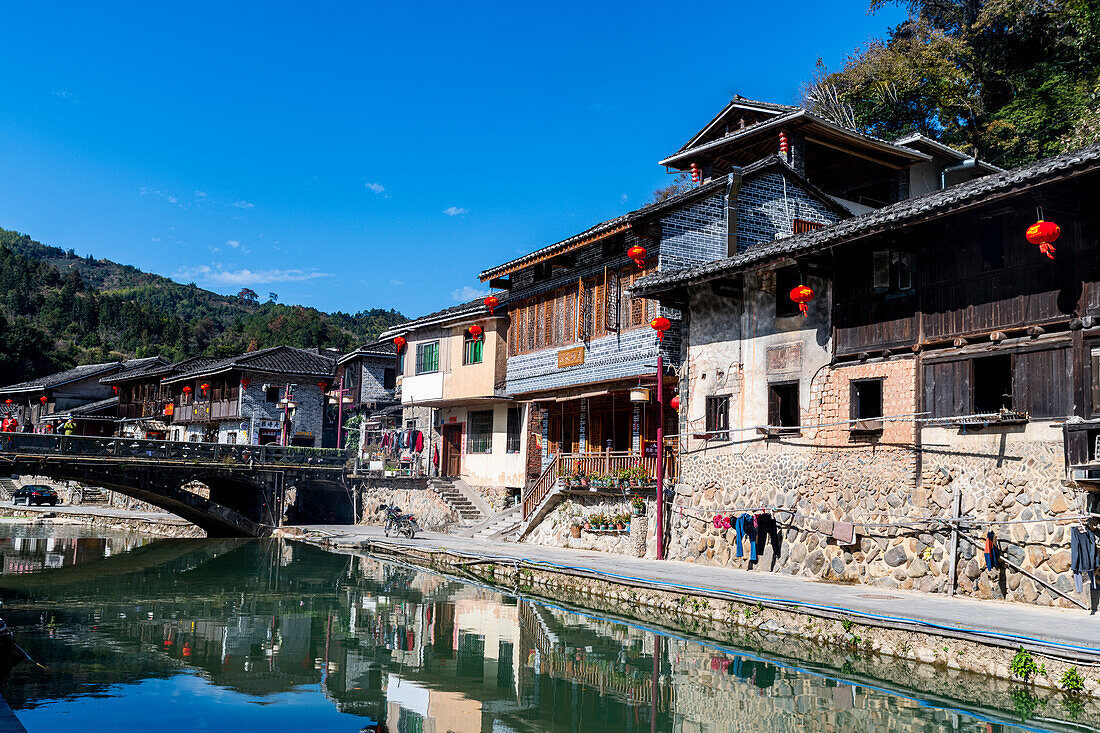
[0,433,350,468]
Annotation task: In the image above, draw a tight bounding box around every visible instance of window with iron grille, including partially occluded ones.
[467,410,493,453]
[415,341,439,374]
[506,406,522,453]
[463,334,483,365]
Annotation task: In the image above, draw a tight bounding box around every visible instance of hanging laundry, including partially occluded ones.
[984,531,999,571]
[755,512,782,561]
[414,430,424,453]
[1070,526,1098,594]
[735,514,757,561]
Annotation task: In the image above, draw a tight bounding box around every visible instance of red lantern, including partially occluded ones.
[690,163,700,183]
[779,131,789,156]
[484,295,500,314]
[790,285,814,316]
[199,383,210,392]
[394,336,407,352]
[3,399,10,406]
[112,385,119,394]
[627,245,647,268]
[182,386,193,394]
[240,377,251,389]
[318,381,328,391]
[1025,220,1060,259]
[670,395,680,410]
[650,316,671,342]
[467,324,483,339]
[39,395,47,405]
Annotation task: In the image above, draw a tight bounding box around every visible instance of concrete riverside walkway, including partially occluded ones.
[299,523,1100,662]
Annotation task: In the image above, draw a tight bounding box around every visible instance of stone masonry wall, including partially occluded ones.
[356,481,457,531]
[525,495,657,558]
[670,355,1096,608]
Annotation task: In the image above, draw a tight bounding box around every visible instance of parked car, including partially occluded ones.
[12,486,59,506]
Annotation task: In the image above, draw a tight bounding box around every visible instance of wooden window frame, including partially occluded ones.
[705,395,730,434]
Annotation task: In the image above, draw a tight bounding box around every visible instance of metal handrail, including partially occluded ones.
[0,433,349,468]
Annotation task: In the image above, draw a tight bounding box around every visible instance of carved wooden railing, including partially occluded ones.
[0,433,349,468]
[522,454,559,519]
[172,400,239,424]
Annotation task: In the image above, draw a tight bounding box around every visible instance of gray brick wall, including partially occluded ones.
[359,358,395,403]
[658,190,728,271]
[736,170,842,251]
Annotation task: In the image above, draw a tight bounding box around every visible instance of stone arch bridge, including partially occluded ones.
[0,434,354,537]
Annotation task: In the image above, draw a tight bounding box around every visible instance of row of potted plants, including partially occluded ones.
[575,512,633,532]
[563,466,654,488]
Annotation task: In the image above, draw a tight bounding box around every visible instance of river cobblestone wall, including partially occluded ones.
[355,481,457,530]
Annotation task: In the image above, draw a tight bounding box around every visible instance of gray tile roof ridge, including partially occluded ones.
[633,141,1100,294]
[0,360,126,393]
[379,297,503,337]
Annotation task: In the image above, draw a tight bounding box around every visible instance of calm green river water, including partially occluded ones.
[0,524,1090,732]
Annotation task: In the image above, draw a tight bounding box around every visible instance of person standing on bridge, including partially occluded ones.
[62,418,76,436]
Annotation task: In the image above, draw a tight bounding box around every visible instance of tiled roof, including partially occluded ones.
[63,396,120,417]
[633,142,1100,297]
[479,155,847,283]
[0,361,126,394]
[337,339,398,364]
[477,177,732,282]
[380,298,505,338]
[100,357,181,385]
[659,109,930,169]
[162,346,337,383]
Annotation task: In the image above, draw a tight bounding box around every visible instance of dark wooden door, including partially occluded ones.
[442,425,462,477]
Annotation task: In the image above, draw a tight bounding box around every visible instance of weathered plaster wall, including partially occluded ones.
[437,402,527,489]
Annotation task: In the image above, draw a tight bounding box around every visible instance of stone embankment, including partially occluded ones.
[297,528,1100,709]
[0,504,204,538]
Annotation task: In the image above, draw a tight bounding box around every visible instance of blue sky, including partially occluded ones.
[0,1,906,318]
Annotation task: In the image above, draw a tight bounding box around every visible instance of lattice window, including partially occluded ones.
[605,268,620,332]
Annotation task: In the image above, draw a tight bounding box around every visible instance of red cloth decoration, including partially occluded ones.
[1025,220,1060,259]
[789,285,814,316]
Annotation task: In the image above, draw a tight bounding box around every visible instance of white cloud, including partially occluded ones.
[365,182,386,194]
[226,239,240,248]
[194,190,207,199]
[451,285,489,302]
[231,200,255,209]
[443,206,468,217]
[390,279,404,287]
[54,89,79,103]
[621,193,628,203]
[174,265,332,286]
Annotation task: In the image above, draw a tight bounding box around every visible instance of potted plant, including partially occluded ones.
[631,494,645,516]
[578,471,590,488]
[570,521,582,538]
[615,513,626,530]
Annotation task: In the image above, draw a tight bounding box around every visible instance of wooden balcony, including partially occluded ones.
[522,446,678,520]
[1064,420,1100,488]
[172,400,240,424]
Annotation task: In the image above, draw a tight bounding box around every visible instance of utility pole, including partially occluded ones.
[280,383,294,447]
[655,352,665,560]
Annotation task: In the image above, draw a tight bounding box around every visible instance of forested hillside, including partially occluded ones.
[0,228,406,383]
[802,0,1100,167]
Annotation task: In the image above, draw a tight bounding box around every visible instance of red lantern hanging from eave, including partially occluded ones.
[112,385,119,394]
[690,163,700,183]
[484,295,500,314]
[467,324,483,339]
[1025,220,1060,259]
[4,399,11,406]
[182,386,193,394]
[39,395,48,405]
[670,395,680,410]
[240,377,251,389]
[394,336,407,351]
[317,381,328,391]
[779,131,789,156]
[627,245,647,268]
[789,285,814,316]
[650,316,671,341]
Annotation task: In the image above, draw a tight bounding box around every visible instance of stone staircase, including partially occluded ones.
[0,478,18,501]
[428,478,484,525]
[459,505,524,541]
